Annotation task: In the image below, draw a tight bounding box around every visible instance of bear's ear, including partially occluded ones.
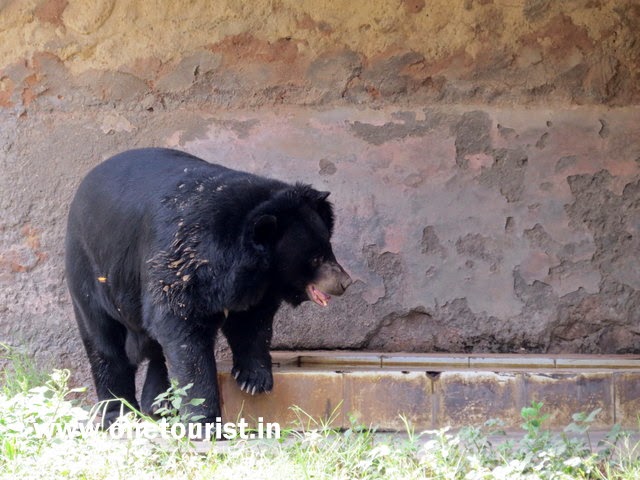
[311,191,334,235]
[252,214,278,247]
[316,191,331,202]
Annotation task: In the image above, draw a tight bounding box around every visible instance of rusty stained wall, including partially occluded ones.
[0,0,639,382]
[1,0,640,108]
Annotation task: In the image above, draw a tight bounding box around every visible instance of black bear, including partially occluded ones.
[65,148,352,426]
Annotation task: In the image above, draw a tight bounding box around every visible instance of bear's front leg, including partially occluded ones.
[150,315,220,423]
[222,301,279,396]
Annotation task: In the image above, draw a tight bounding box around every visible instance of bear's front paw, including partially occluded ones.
[231,362,273,396]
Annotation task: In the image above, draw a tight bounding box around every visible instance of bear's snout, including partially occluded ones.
[317,261,352,296]
[335,265,352,295]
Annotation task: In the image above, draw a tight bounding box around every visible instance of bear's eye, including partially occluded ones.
[310,256,324,268]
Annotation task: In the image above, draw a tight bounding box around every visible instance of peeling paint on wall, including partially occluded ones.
[0,1,639,389]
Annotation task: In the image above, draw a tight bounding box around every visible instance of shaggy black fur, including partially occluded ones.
[65,148,351,426]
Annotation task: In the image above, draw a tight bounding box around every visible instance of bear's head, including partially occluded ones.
[246,185,352,307]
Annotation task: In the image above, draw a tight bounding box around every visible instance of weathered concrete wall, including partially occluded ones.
[1,0,640,109]
[1,1,639,384]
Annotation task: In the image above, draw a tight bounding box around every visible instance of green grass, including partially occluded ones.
[0,343,50,396]
[1,355,640,479]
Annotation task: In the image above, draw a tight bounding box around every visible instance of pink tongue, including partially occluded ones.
[310,285,330,306]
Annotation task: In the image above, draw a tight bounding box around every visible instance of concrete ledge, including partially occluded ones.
[218,352,640,431]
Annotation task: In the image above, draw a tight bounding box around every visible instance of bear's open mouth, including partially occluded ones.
[307,284,331,307]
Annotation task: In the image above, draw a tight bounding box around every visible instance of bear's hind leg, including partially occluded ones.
[140,341,170,417]
[72,300,139,426]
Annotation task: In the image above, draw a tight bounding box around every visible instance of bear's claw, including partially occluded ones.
[231,363,273,396]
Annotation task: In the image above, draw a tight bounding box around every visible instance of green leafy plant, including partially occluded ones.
[0,369,89,468]
[520,400,551,447]
[151,379,206,424]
